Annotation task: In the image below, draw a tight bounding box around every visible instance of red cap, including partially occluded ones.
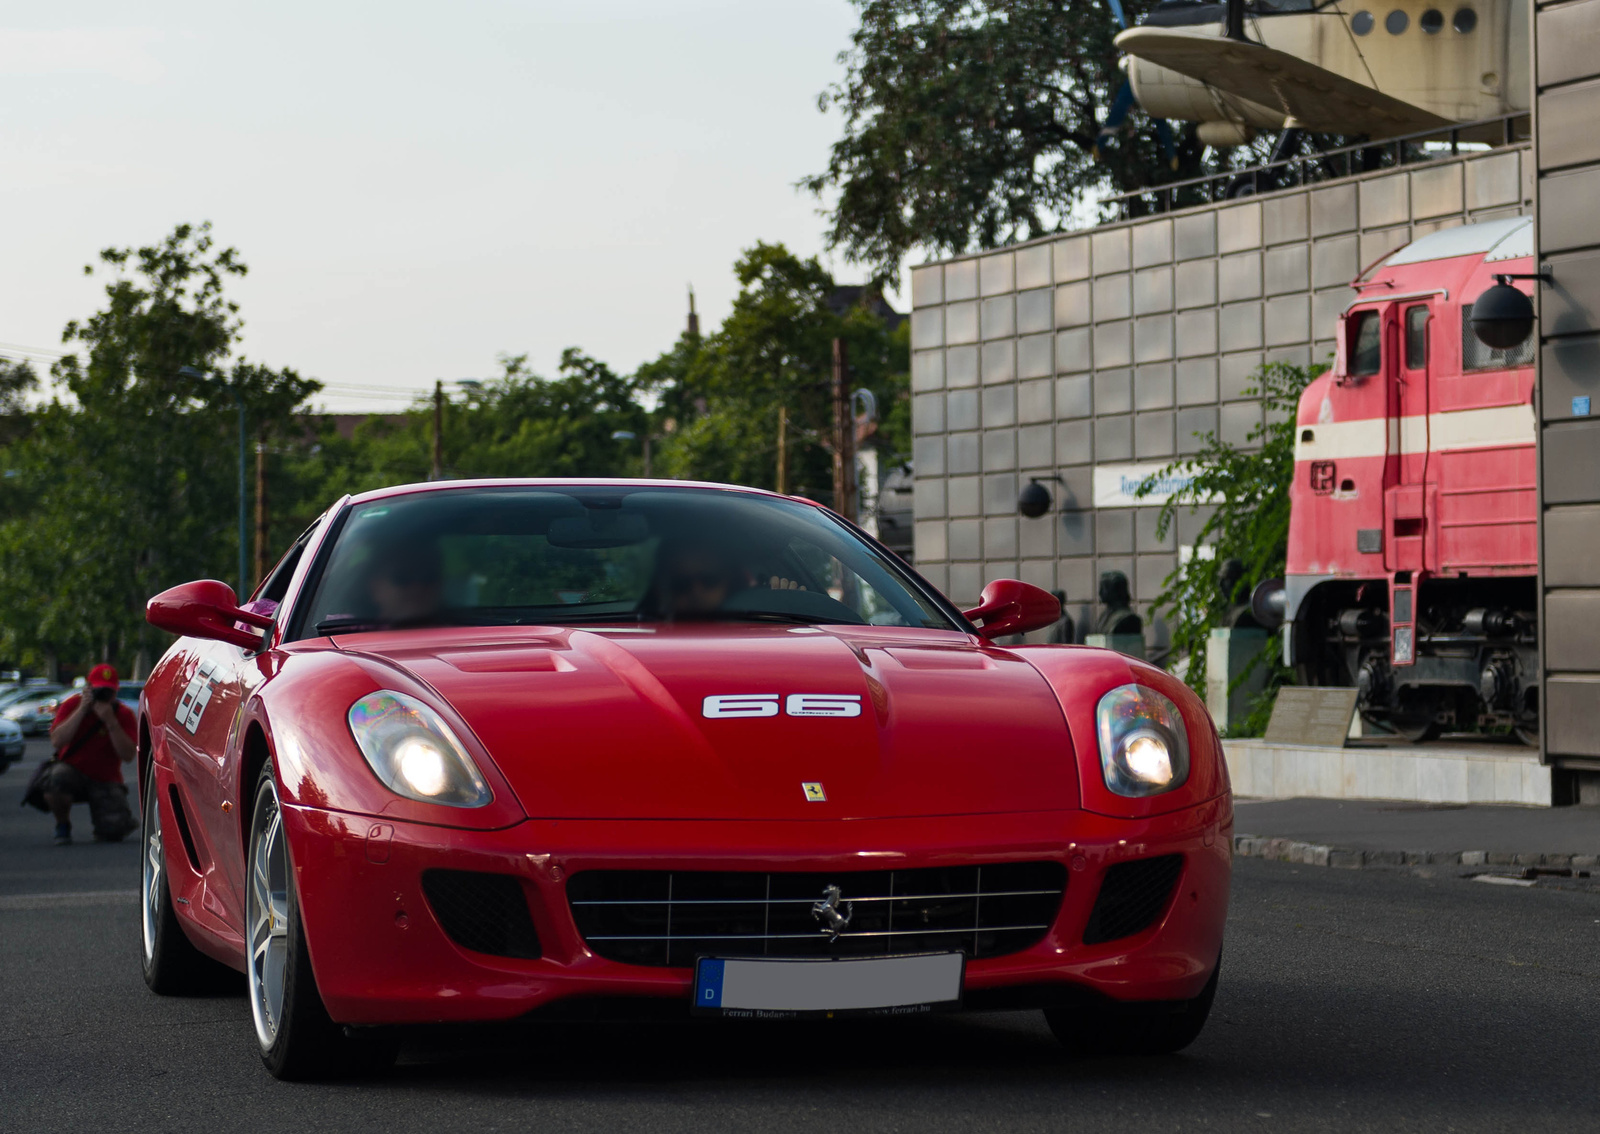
[86,664,119,690]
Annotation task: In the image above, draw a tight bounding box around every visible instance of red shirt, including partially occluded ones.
[51,694,136,784]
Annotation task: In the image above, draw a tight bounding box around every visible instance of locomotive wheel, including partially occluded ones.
[1362,709,1440,744]
[1390,716,1442,744]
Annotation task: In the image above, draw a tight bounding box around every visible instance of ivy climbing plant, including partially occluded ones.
[1137,362,1323,735]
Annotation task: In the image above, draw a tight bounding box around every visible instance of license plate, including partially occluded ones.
[692,953,964,1018]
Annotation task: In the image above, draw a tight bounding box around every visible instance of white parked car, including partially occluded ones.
[0,717,24,771]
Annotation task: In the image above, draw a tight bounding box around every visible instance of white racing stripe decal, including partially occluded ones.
[1296,405,1535,462]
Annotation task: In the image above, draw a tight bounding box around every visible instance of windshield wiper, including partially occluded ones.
[315,611,520,635]
[316,616,385,635]
[701,611,860,627]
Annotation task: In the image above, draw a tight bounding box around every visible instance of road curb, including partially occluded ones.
[1233,834,1600,871]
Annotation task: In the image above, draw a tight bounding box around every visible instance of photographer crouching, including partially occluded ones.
[37,664,138,845]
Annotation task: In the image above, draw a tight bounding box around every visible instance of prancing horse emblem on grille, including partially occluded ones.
[811,884,854,939]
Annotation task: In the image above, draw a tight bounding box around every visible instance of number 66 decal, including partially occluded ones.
[702,694,862,719]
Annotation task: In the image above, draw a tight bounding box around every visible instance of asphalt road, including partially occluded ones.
[4,742,1600,1133]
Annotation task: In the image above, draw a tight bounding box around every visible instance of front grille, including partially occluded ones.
[1082,854,1184,945]
[568,862,1066,968]
[421,870,542,959]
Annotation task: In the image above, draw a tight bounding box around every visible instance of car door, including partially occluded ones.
[202,529,321,928]
[164,637,254,932]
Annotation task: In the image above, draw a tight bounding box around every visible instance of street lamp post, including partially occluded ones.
[237,392,247,597]
[610,430,657,477]
[180,365,247,597]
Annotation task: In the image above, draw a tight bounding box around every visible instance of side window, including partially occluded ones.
[1404,305,1428,370]
[253,523,319,606]
[1349,310,1382,376]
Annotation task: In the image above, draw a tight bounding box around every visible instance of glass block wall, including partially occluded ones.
[909,146,1533,650]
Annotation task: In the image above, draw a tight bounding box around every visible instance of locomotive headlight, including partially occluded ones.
[348,691,491,807]
[1095,684,1190,797]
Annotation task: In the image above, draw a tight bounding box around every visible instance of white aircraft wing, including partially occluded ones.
[1115,26,1454,137]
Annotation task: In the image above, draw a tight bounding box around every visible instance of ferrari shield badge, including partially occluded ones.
[802,781,827,802]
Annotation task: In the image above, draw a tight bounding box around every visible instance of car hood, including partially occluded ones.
[333,624,1080,820]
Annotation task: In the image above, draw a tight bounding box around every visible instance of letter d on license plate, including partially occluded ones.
[693,953,963,1018]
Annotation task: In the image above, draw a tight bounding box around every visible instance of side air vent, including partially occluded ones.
[166,785,204,872]
[1082,855,1184,945]
[421,870,541,959]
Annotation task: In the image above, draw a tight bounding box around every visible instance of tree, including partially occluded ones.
[646,243,909,504]
[0,223,318,676]
[1136,362,1321,734]
[316,350,649,495]
[804,0,1217,278]
[0,357,36,436]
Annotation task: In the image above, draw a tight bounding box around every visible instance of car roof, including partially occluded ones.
[344,479,803,508]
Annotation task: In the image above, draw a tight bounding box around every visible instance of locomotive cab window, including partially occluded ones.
[1349,310,1382,376]
[1404,305,1428,369]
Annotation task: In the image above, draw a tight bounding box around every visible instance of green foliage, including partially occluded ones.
[0,224,319,674]
[648,243,909,503]
[804,0,1223,278]
[1136,362,1322,734]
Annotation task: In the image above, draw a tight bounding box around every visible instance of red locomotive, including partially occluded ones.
[1272,217,1538,742]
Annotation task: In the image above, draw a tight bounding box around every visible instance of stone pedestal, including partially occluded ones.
[1086,633,1146,659]
[1207,628,1268,732]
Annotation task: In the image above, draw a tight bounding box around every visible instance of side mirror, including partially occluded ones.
[963,579,1062,641]
[147,580,274,651]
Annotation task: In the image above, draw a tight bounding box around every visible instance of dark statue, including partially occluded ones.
[1094,571,1143,636]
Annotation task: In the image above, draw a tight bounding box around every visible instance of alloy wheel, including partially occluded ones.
[141,779,162,964]
[247,779,290,1051]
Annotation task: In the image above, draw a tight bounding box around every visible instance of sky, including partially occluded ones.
[0,2,891,413]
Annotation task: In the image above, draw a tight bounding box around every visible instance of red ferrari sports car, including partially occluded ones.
[138,480,1231,1079]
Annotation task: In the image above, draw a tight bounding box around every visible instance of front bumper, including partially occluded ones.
[283,801,1231,1025]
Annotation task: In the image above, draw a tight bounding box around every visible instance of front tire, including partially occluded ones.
[1046,959,1220,1057]
[141,762,232,994]
[247,766,396,1081]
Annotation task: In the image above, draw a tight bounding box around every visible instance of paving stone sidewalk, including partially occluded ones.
[1233,797,1600,870]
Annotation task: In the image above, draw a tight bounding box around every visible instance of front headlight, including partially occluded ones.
[347,691,492,808]
[1095,683,1191,797]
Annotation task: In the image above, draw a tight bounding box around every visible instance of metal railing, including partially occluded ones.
[1105,113,1531,220]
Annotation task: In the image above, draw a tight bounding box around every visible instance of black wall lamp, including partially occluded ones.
[1018,475,1068,518]
[1470,271,1553,350]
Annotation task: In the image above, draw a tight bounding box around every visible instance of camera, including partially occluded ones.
[91,685,117,703]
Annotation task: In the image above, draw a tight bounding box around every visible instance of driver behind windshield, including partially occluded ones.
[367,537,444,625]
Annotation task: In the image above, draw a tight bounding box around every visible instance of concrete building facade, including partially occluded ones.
[1533,0,1600,781]
[908,146,1534,648]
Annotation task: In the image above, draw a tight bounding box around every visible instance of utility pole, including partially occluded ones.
[776,405,788,495]
[431,380,444,480]
[236,390,248,599]
[253,440,268,589]
[831,338,856,522]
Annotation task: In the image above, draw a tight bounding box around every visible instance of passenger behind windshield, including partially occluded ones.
[655,539,806,618]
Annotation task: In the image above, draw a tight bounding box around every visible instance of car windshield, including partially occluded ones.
[295,486,959,636]
[0,686,61,710]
